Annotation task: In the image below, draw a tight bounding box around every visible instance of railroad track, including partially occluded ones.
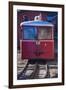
[17,59,58,80]
[17,60,38,80]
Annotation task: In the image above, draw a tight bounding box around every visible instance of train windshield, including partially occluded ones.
[38,27,52,40]
[23,26,52,40]
[23,26,37,40]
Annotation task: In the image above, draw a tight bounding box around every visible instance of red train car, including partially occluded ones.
[20,20,54,60]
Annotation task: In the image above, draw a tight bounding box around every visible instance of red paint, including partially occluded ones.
[21,40,54,59]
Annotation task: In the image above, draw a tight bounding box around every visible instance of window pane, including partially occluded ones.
[23,26,37,40]
[38,28,52,39]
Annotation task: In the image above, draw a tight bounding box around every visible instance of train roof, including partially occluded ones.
[20,20,54,27]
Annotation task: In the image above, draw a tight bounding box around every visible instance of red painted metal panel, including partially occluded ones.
[22,41,37,59]
[39,41,54,59]
[21,40,54,60]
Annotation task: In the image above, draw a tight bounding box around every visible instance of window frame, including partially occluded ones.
[22,26,53,40]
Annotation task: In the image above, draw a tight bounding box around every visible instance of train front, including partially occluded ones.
[20,18,54,60]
